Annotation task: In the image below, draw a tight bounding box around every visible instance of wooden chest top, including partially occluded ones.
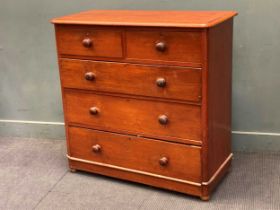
[51,10,237,28]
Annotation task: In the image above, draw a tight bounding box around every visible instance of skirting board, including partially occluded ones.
[0,120,280,151]
[0,121,65,140]
[232,133,280,152]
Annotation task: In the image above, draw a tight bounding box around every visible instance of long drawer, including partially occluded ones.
[64,90,202,141]
[68,126,202,182]
[60,59,202,102]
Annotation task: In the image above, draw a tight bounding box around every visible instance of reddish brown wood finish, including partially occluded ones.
[64,90,201,141]
[60,59,202,102]
[68,127,202,182]
[55,25,123,58]
[207,19,233,177]
[51,10,237,28]
[52,10,237,200]
[126,30,202,64]
[201,19,233,198]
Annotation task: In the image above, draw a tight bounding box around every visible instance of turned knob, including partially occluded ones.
[89,107,99,115]
[84,72,96,81]
[155,41,167,52]
[82,38,92,48]
[158,115,168,125]
[159,157,169,166]
[156,78,166,87]
[92,144,101,153]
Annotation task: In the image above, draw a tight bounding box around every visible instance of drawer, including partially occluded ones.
[126,30,202,64]
[64,90,201,141]
[68,127,202,182]
[55,25,123,58]
[60,59,202,102]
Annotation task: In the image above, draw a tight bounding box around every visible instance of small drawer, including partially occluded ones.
[60,59,202,102]
[64,90,202,142]
[68,127,202,182]
[126,30,202,65]
[55,25,123,58]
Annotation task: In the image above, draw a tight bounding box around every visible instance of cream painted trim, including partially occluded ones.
[232,131,280,137]
[66,155,202,187]
[67,153,233,187]
[0,119,65,125]
[202,153,233,186]
[0,119,279,137]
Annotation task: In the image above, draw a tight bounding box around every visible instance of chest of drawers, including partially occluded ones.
[52,10,237,200]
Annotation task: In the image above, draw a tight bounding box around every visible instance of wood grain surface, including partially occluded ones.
[56,25,123,58]
[126,30,202,64]
[60,59,202,102]
[68,127,202,182]
[64,90,202,141]
[51,10,237,28]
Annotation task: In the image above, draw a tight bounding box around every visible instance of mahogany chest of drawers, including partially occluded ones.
[52,10,237,200]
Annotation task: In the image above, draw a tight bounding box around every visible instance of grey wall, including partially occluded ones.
[0,0,280,151]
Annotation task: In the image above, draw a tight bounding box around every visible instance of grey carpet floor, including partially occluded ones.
[0,137,279,210]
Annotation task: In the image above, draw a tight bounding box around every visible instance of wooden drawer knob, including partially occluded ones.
[158,115,168,125]
[82,38,92,48]
[159,157,169,166]
[92,144,101,153]
[156,78,166,87]
[84,72,96,81]
[155,41,167,52]
[89,107,99,115]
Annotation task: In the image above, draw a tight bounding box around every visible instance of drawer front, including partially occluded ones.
[56,25,123,58]
[69,127,202,182]
[126,30,202,64]
[64,91,201,141]
[60,59,202,102]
